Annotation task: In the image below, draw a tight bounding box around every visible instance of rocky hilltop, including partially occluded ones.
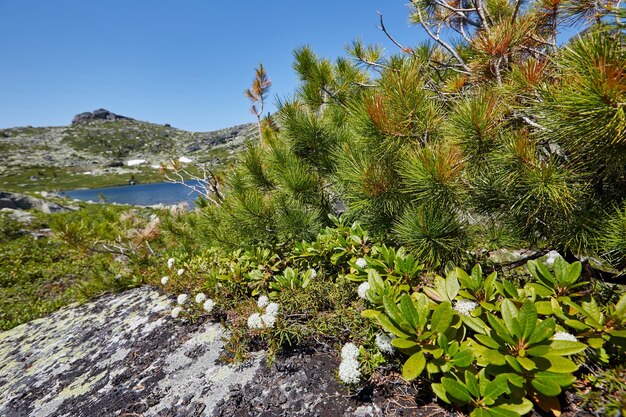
[0,110,256,191]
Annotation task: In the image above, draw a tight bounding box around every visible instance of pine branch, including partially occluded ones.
[412,1,471,72]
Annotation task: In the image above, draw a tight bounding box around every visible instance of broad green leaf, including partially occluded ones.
[517,356,536,371]
[543,355,579,373]
[431,301,454,334]
[441,377,473,403]
[531,376,562,396]
[402,351,426,381]
[563,319,590,331]
[581,298,603,327]
[457,267,473,289]
[527,318,555,345]
[535,371,576,388]
[452,348,474,367]
[502,280,519,298]
[465,370,480,397]
[610,329,626,338]
[475,334,501,349]
[414,292,431,329]
[446,273,460,301]
[501,299,519,335]
[484,272,497,300]
[549,340,586,355]
[587,337,605,348]
[504,355,523,373]
[493,398,533,416]
[553,256,568,283]
[563,261,582,286]
[480,349,506,366]
[532,260,558,287]
[383,295,410,332]
[423,287,444,303]
[373,312,412,338]
[486,315,515,345]
[535,300,553,315]
[399,294,419,331]
[526,283,554,298]
[489,398,533,417]
[483,378,509,402]
[484,406,520,417]
[526,345,551,356]
[615,293,626,317]
[392,338,419,349]
[461,315,489,334]
[499,372,525,388]
[471,264,483,287]
[431,383,450,403]
[518,301,537,342]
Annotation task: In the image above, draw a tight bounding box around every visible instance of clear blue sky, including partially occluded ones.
[0,1,422,131]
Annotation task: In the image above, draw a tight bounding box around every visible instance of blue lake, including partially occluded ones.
[63,181,203,206]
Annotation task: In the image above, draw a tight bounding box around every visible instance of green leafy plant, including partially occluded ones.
[362,293,456,380]
[432,370,534,417]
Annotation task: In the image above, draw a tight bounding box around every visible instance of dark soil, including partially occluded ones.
[212,345,448,417]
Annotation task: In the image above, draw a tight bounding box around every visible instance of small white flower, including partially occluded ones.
[338,358,361,384]
[341,342,360,360]
[247,313,264,329]
[177,294,188,305]
[177,268,185,276]
[260,313,276,328]
[553,331,577,342]
[167,258,175,269]
[355,258,367,269]
[203,299,215,313]
[265,302,279,317]
[257,295,269,308]
[171,306,182,319]
[195,293,207,304]
[309,269,317,279]
[375,333,395,355]
[454,299,478,317]
[161,276,169,285]
[357,282,370,299]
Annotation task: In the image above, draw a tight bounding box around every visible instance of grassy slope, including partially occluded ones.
[0,119,251,192]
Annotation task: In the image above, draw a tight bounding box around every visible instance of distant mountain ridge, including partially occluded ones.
[0,109,256,191]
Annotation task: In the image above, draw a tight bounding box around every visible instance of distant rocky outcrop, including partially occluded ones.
[0,191,69,213]
[71,109,131,124]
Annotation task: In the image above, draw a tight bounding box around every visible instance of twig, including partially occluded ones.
[377,12,413,54]
[412,1,471,72]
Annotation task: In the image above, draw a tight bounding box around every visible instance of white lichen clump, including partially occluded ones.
[247,313,263,329]
[309,268,317,279]
[257,295,269,308]
[195,293,207,304]
[171,306,182,319]
[454,299,478,317]
[167,258,175,269]
[177,268,185,276]
[247,300,280,329]
[375,333,395,355]
[357,282,371,299]
[553,331,577,342]
[203,299,215,313]
[161,276,169,285]
[339,342,361,384]
[355,257,367,269]
[177,294,188,305]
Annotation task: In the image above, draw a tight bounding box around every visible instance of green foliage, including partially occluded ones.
[393,204,469,267]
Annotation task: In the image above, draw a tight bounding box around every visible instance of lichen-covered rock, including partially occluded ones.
[0,287,262,417]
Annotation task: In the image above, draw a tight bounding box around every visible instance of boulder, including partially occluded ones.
[0,191,69,213]
[71,109,131,124]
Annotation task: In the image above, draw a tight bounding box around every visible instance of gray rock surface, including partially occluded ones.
[0,191,70,213]
[0,287,262,417]
[71,109,131,124]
